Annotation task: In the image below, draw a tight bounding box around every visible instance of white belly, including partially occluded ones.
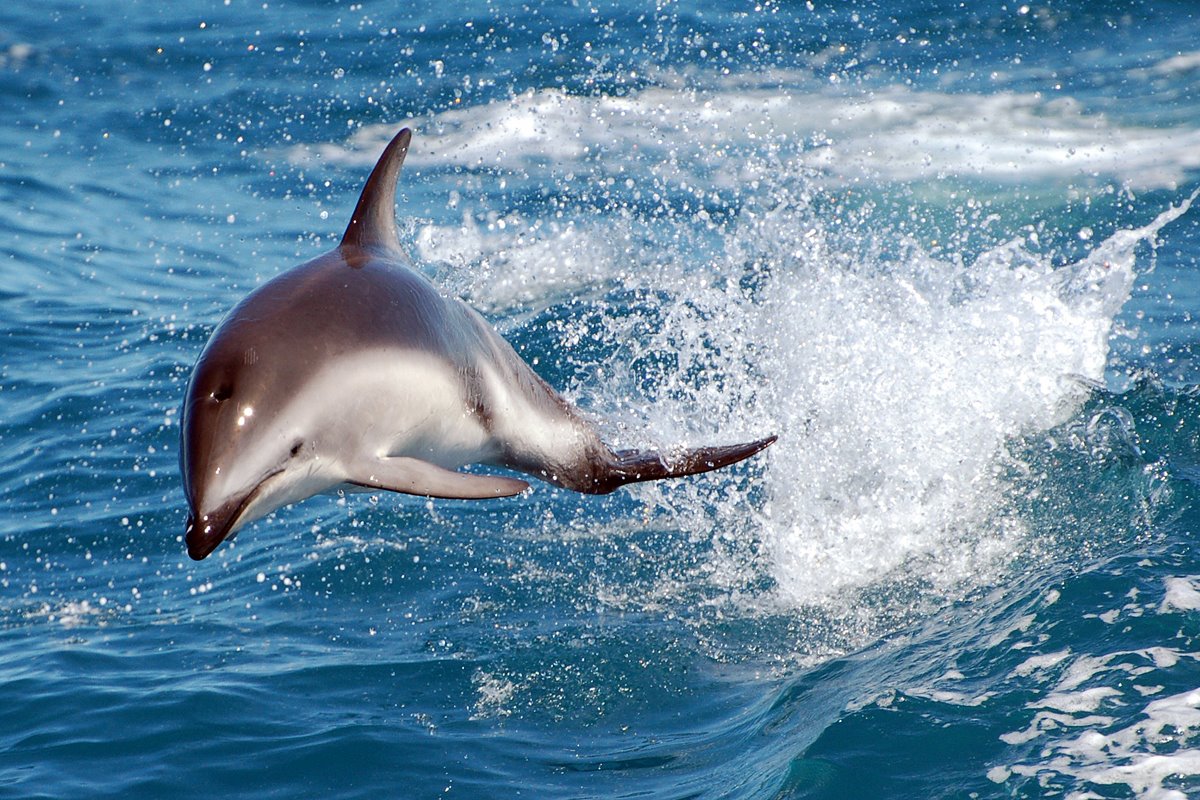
[318,349,496,468]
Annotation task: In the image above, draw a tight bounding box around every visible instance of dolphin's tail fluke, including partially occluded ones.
[578,434,776,494]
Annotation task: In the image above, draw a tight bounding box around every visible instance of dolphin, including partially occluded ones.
[180,127,775,560]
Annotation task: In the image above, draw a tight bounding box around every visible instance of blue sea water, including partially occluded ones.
[4,1,1200,797]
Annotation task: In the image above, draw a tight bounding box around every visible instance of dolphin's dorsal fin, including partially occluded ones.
[340,127,412,252]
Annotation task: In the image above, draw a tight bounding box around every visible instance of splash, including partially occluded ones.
[298,83,1195,624]
[411,166,1195,612]
[746,191,1195,606]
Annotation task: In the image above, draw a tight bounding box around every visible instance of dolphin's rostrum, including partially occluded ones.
[180,128,775,560]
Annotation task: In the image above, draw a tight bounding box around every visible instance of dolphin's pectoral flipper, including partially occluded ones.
[346,456,530,499]
[581,435,778,494]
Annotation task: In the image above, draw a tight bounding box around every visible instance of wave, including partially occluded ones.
[294,74,1200,191]
[290,81,1198,643]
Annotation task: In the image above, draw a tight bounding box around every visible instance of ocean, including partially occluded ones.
[3,1,1200,797]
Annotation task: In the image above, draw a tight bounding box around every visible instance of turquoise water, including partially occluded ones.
[4,2,1200,797]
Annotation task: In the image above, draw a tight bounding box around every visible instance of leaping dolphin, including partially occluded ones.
[180,127,775,560]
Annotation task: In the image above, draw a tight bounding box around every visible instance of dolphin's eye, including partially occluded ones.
[212,385,233,402]
[290,440,303,458]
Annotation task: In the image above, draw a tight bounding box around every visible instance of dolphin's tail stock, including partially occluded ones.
[579,435,777,494]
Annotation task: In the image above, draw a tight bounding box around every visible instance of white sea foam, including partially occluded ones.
[471,669,520,720]
[1149,51,1200,76]
[905,669,994,707]
[1008,686,1200,800]
[1012,649,1072,678]
[1160,576,1200,612]
[997,588,1200,800]
[24,599,110,629]
[298,74,1200,190]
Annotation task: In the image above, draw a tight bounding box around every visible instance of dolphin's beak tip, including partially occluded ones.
[184,513,207,560]
[184,510,227,561]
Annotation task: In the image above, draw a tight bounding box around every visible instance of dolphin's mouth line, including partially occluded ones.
[236,466,287,520]
[187,466,285,560]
